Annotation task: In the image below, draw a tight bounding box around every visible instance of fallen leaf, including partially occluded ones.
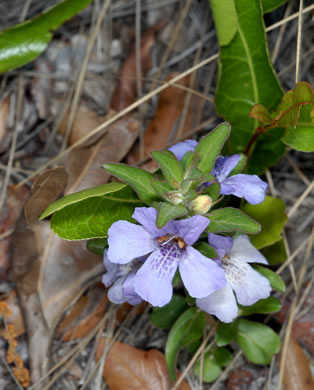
[282,337,314,390]
[0,184,29,281]
[0,95,10,152]
[111,21,166,111]
[96,338,191,390]
[127,73,198,168]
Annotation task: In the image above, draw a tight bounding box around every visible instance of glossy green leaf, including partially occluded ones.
[50,186,140,240]
[194,123,231,174]
[209,0,237,46]
[239,296,281,316]
[40,182,127,219]
[181,151,196,172]
[165,308,205,380]
[214,347,233,367]
[216,0,283,154]
[253,265,286,292]
[241,196,287,249]
[156,202,188,228]
[235,319,280,364]
[194,352,221,383]
[216,321,238,347]
[150,295,188,329]
[261,239,287,265]
[0,0,92,72]
[103,163,160,204]
[262,0,288,13]
[150,179,174,200]
[206,208,260,234]
[87,238,108,256]
[151,150,183,188]
[193,242,218,259]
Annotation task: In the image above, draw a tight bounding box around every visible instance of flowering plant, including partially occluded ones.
[41,122,287,380]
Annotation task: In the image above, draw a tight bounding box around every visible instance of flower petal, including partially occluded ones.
[225,259,271,306]
[122,272,143,305]
[173,215,209,245]
[102,250,119,286]
[132,207,171,237]
[179,246,226,298]
[208,233,233,259]
[108,221,156,264]
[168,140,198,160]
[107,276,127,304]
[212,155,241,182]
[196,284,238,323]
[134,244,179,306]
[230,235,268,264]
[221,174,267,204]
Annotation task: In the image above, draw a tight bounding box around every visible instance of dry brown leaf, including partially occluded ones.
[0,184,29,281]
[127,73,197,167]
[111,21,166,111]
[96,338,191,390]
[282,337,314,390]
[0,95,10,152]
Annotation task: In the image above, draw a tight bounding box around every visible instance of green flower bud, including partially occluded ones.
[189,195,212,214]
[168,191,184,205]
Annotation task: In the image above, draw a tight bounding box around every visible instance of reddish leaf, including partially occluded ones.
[96,338,191,390]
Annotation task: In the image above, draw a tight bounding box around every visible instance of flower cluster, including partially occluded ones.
[102,144,271,323]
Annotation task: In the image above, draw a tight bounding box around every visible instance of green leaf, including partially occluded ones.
[214,347,233,367]
[239,297,281,316]
[193,242,218,259]
[261,239,287,266]
[194,352,221,383]
[262,0,288,13]
[194,123,231,174]
[203,182,221,202]
[87,238,108,256]
[209,0,237,46]
[229,153,247,175]
[150,179,174,200]
[215,0,283,154]
[181,151,196,172]
[151,150,183,188]
[150,295,188,329]
[216,321,238,347]
[241,196,287,249]
[165,308,205,380]
[50,186,140,240]
[235,319,280,364]
[156,202,188,228]
[103,163,160,204]
[282,104,314,152]
[253,265,286,292]
[40,182,127,219]
[0,0,92,72]
[247,128,286,175]
[249,104,273,125]
[206,208,260,234]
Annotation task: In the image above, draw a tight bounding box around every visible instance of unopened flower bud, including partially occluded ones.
[189,195,212,214]
[168,191,184,205]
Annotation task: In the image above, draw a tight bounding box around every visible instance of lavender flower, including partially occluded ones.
[102,251,143,305]
[106,207,226,307]
[169,140,267,205]
[196,234,271,323]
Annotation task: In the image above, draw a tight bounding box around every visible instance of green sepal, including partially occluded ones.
[151,150,183,189]
[156,202,188,228]
[194,123,231,174]
[103,163,160,204]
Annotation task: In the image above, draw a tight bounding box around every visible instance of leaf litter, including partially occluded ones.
[0,1,313,389]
